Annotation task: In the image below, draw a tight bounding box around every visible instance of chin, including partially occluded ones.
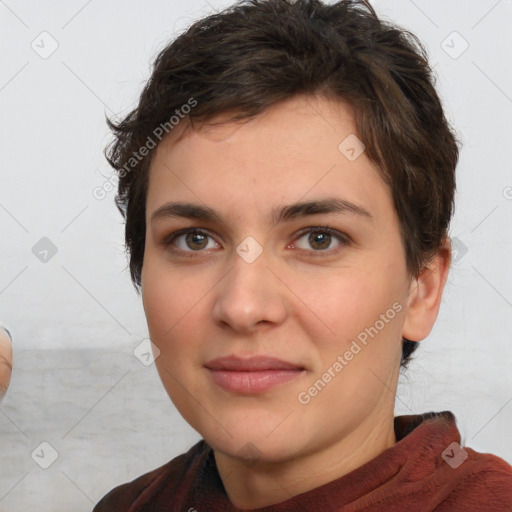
[210,435,300,465]
[200,417,304,461]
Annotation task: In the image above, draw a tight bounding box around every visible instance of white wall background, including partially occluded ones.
[0,0,511,510]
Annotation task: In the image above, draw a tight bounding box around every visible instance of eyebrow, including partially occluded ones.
[151,197,372,226]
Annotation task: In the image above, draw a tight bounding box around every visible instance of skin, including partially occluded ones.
[141,94,451,509]
[0,328,13,400]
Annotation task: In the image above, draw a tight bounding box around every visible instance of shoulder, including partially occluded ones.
[438,448,512,511]
[394,411,512,510]
[462,449,512,493]
[92,439,207,512]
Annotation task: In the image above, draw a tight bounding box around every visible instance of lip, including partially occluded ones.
[204,355,306,394]
[204,355,304,371]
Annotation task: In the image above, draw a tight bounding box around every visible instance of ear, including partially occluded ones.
[402,238,451,342]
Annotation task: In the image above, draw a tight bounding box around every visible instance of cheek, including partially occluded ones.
[142,270,172,339]
[142,257,187,345]
[142,261,212,426]
[296,268,400,336]
[294,267,406,378]
[142,258,208,365]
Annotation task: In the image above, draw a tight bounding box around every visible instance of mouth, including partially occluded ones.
[204,354,306,394]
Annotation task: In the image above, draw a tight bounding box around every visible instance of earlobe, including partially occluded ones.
[402,239,452,342]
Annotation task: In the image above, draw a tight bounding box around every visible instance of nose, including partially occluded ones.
[211,248,287,334]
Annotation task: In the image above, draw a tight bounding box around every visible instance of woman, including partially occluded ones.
[93,0,512,509]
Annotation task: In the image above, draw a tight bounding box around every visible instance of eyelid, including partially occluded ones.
[162,226,350,255]
[289,226,350,253]
[163,228,219,252]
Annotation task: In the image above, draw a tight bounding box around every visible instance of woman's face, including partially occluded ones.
[141,94,414,464]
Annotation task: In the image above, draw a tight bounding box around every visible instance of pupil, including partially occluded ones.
[187,232,207,250]
[311,232,330,250]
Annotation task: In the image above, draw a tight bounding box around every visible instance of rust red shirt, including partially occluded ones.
[93,411,512,511]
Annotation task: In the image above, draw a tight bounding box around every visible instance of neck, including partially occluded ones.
[214,411,397,509]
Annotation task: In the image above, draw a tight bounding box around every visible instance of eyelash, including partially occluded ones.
[162,226,350,258]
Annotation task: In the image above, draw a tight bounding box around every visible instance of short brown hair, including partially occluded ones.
[104,0,460,368]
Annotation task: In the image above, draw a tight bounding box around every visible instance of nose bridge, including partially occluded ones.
[212,241,285,331]
[226,242,271,305]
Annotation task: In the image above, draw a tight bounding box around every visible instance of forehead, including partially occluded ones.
[145,94,392,226]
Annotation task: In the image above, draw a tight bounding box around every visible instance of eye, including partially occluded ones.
[163,229,219,255]
[290,226,349,254]
[162,226,350,257]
